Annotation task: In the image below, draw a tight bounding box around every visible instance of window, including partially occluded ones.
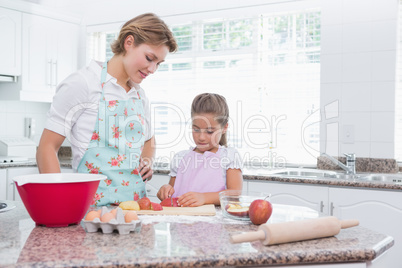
[87,8,321,166]
[172,25,192,52]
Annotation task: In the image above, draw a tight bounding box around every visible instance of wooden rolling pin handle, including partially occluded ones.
[340,219,359,229]
[230,230,266,244]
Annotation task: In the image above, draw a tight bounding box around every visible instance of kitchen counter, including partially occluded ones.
[2,160,402,191]
[0,201,393,268]
[0,158,72,169]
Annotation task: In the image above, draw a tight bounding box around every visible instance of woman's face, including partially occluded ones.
[123,36,169,84]
[192,113,228,153]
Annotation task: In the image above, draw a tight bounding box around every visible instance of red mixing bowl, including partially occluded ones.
[13,173,106,227]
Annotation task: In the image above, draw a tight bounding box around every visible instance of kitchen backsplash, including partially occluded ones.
[317,156,399,173]
[0,100,50,145]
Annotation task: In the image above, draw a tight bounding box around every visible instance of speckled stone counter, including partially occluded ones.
[148,162,402,191]
[2,160,402,191]
[0,201,394,268]
[317,156,399,173]
[241,171,402,191]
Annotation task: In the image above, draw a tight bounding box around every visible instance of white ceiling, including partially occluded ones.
[16,0,309,26]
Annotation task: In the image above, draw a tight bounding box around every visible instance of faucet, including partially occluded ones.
[321,153,356,175]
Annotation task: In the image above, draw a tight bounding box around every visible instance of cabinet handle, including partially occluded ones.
[320,201,324,213]
[47,60,52,86]
[52,60,57,87]
[330,202,334,216]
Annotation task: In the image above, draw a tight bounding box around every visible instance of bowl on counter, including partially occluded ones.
[13,173,106,227]
[219,190,270,221]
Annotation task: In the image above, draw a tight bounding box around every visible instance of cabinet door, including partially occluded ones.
[0,8,21,76]
[0,169,7,200]
[21,14,78,102]
[329,188,402,268]
[248,181,329,214]
[22,14,52,93]
[7,167,39,201]
[146,174,170,202]
[54,22,78,86]
[61,168,74,173]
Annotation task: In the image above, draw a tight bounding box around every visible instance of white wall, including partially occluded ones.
[0,0,399,159]
[320,0,398,159]
[0,101,50,145]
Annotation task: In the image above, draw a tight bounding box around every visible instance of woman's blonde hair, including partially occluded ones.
[111,13,178,55]
[191,93,229,147]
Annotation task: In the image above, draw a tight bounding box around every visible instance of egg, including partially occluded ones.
[100,212,115,223]
[85,210,101,221]
[111,208,118,218]
[125,211,138,223]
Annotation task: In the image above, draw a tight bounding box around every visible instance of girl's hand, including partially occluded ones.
[177,192,205,207]
[139,157,153,182]
[157,184,175,201]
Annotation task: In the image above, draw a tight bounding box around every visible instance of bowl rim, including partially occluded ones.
[13,173,107,186]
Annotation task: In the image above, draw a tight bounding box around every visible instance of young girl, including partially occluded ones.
[157,93,243,207]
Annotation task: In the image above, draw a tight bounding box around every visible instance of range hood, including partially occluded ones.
[0,75,17,82]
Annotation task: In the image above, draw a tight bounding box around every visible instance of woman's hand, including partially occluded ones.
[157,184,175,201]
[139,157,153,182]
[177,192,206,207]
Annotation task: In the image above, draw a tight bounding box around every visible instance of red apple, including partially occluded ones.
[226,204,249,217]
[138,197,152,210]
[160,197,179,207]
[249,199,273,225]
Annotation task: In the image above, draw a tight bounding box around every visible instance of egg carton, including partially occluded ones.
[82,206,141,235]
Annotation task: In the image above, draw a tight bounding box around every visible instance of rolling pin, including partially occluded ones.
[230,216,359,245]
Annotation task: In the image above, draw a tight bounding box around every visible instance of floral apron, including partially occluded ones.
[77,62,146,206]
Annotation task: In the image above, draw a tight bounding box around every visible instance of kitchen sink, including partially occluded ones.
[358,174,402,184]
[331,174,361,180]
[265,168,338,178]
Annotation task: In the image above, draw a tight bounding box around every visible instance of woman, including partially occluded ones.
[36,13,178,206]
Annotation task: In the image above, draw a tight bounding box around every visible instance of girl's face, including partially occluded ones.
[123,36,169,84]
[192,113,228,153]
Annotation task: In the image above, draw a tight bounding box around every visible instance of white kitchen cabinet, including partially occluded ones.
[61,168,74,173]
[146,174,170,202]
[7,167,39,201]
[6,167,73,201]
[0,169,7,200]
[19,13,78,102]
[247,180,399,268]
[329,188,402,268]
[0,13,79,102]
[248,181,329,214]
[0,7,21,76]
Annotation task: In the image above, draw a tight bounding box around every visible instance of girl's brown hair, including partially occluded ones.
[111,13,178,55]
[191,93,229,147]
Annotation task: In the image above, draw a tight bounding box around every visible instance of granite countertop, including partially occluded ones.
[2,159,402,191]
[0,201,393,267]
[154,166,402,191]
